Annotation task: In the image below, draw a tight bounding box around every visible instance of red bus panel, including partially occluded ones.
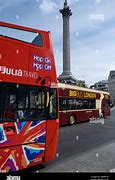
[0,22,59,172]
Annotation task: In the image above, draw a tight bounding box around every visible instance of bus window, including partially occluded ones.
[4,86,17,121]
[60,98,67,111]
[88,99,95,109]
[59,98,96,111]
[0,26,43,47]
[17,88,46,120]
[26,89,46,120]
[77,100,83,109]
[49,89,58,119]
[31,33,43,46]
[68,99,73,110]
[0,83,48,122]
[83,100,88,109]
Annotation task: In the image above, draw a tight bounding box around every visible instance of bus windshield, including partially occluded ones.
[0,83,58,122]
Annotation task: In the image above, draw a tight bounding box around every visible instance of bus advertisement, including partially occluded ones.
[58,83,111,126]
[0,22,59,172]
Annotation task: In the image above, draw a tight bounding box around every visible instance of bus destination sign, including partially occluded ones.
[69,90,97,99]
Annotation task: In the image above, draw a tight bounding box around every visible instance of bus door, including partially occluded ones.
[59,97,68,125]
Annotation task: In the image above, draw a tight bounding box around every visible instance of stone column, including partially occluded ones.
[60,0,72,75]
[58,0,77,84]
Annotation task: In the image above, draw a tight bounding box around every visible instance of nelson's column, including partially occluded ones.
[58,0,77,84]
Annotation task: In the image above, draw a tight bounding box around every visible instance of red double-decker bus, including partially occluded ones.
[0,22,59,172]
[58,83,111,126]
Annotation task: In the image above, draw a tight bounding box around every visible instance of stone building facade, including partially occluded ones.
[108,71,115,105]
[90,80,109,92]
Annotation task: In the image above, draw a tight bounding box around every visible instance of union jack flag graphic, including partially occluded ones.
[0,120,46,172]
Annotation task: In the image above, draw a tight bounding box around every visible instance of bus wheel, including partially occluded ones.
[69,115,75,125]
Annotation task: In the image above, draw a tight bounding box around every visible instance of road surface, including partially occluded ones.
[38,108,115,172]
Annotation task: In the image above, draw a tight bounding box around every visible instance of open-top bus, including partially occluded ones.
[0,22,59,172]
[58,83,110,126]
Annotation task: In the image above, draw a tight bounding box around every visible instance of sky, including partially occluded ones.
[0,0,115,86]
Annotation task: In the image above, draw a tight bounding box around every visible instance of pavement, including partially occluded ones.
[43,141,115,172]
[111,106,115,111]
[41,107,115,173]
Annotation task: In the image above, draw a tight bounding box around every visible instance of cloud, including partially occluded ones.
[39,0,58,14]
[95,0,102,4]
[0,0,27,12]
